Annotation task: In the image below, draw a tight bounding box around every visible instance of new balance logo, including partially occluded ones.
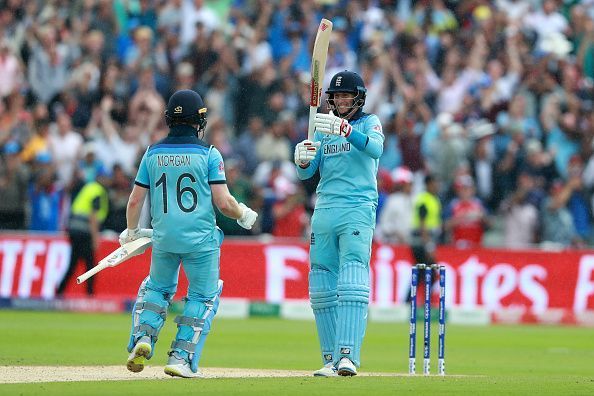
[340,348,351,354]
[310,233,315,245]
[352,230,360,236]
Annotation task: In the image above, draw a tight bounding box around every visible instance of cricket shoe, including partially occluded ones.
[337,357,357,376]
[127,336,151,373]
[164,351,204,378]
[313,362,338,377]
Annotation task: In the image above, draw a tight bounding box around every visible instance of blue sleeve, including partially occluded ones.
[135,149,150,188]
[208,146,226,184]
[295,132,321,180]
[346,115,384,159]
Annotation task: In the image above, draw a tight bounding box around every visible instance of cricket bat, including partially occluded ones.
[308,18,333,140]
[76,237,152,284]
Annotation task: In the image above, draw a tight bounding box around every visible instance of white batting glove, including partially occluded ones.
[314,113,352,138]
[294,140,320,167]
[119,227,153,246]
[237,203,258,230]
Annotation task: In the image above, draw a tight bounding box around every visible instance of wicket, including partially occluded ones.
[408,264,446,376]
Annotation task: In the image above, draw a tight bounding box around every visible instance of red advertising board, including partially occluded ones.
[1,233,594,315]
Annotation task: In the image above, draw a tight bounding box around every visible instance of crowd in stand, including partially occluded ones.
[1,0,594,249]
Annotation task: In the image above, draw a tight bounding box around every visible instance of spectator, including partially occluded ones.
[48,111,83,189]
[501,172,543,249]
[28,166,63,232]
[0,141,29,229]
[541,178,582,248]
[444,175,489,248]
[377,166,414,245]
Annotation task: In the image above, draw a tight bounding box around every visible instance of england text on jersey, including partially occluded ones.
[323,142,351,155]
[157,154,191,167]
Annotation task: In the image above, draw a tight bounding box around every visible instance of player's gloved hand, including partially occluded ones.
[314,113,352,138]
[294,140,320,167]
[237,203,258,230]
[119,227,153,246]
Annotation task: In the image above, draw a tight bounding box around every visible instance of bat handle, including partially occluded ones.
[308,106,317,140]
[76,263,107,284]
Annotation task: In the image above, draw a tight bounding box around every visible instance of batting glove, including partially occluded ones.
[314,113,352,138]
[237,203,258,230]
[294,140,321,167]
[119,227,153,246]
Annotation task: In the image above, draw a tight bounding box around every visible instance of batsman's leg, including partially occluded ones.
[126,249,180,372]
[309,209,340,376]
[165,248,222,378]
[334,206,374,376]
[309,265,338,376]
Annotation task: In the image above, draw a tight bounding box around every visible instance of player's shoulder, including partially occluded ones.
[147,135,211,156]
[356,113,383,135]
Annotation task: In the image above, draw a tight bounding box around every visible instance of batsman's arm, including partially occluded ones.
[345,115,384,159]
[211,183,258,230]
[126,184,148,230]
[295,154,320,180]
[211,183,244,219]
[295,135,321,180]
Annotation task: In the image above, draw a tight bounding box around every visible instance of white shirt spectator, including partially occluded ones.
[523,7,568,39]
[0,44,22,98]
[180,0,220,47]
[48,115,83,187]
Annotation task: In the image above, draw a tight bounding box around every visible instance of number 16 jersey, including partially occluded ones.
[135,130,226,253]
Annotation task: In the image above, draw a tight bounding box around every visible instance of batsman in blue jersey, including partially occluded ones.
[295,71,384,376]
[121,90,258,378]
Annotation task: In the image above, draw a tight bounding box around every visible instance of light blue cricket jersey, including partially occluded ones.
[296,112,384,209]
[135,126,226,253]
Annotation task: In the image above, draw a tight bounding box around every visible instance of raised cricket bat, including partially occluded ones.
[76,237,152,284]
[308,18,333,140]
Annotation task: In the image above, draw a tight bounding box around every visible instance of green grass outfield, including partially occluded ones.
[0,310,593,395]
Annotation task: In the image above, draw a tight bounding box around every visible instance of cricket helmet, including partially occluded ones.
[165,89,208,135]
[325,70,366,118]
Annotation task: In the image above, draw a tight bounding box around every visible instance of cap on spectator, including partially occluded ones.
[391,166,413,185]
[455,174,474,189]
[3,141,20,155]
[473,5,492,21]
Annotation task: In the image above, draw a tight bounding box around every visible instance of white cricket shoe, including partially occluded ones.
[313,362,338,377]
[164,352,204,378]
[337,357,357,376]
[126,336,151,373]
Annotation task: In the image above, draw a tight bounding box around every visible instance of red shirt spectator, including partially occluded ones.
[444,175,488,247]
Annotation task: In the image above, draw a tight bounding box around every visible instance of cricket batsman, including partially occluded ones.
[122,89,257,378]
[294,70,384,376]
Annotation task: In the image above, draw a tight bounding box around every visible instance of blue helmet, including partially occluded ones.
[165,90,208,134]
[325,70,366,118]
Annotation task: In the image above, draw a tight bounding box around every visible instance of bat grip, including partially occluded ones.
[308,106,317,140]
[76,263,107,284]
